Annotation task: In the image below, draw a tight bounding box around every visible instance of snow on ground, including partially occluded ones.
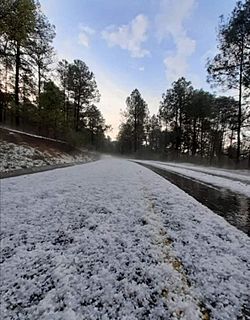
[134,160,250,197]
[1,158,249,319]
[0,141,93,173]
[154,161,250,182]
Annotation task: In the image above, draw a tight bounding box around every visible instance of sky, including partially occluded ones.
[40,0,237,139]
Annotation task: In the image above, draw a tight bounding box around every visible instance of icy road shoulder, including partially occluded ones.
[134,159,250,197]
[1,159,250,320]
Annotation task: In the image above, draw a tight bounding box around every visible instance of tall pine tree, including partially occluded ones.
[207,0,250,163]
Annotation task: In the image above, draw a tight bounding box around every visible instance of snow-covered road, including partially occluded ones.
[1,158,250,319]
[133,160,250,197]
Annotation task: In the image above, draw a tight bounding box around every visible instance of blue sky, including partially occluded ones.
[40,0,237,138]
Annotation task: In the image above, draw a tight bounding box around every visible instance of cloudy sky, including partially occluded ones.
[40,0,236,139]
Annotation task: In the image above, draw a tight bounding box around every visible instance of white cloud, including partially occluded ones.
[78,25,95,48]
[139,66,145,71]
[102,14,150,58]
[156,0,197,83]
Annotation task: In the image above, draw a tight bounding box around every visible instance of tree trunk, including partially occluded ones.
[248,150,250,169]
[38,66,41,108]
[218,130,224,161]
[191,118,197,156]
[15,43,21,126]
[0,99,3,123]
[76,101,80,131]
[63,86,66,123]
[0,61,9,124]
[73,95,77,130]
[229,129,234,147]
[209,133,216,165]
[236,54,243,164]
[134,110,137,152]
[179,109,182,152]
[38,65,41,133]
[91,128,94,146]
[66,94,69,124]
[200,121,204,157]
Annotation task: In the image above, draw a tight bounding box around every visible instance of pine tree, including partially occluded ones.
[28,4,55,114]
[125,89,148,152]
[57,59,70,124]
[117,122,133,154]
[84,104,108,147]
[67,60,100,131]
[148,115,162,152]
[160,77,193,154]
[39,81,64,138]
[207,0,250,163]
[1,0,37,126]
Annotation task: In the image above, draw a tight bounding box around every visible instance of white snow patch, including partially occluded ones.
[155,161,250,182]
[1,159,249,319]
[134,160,250,197]
[0,141,92,173]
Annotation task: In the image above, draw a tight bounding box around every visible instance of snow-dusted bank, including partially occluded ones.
[1,159,249,319]
[0,141,93,173]
[153,161,250,182]
[134,160,250,197]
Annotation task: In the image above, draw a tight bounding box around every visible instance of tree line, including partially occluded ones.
[118,0,250,165]
[0,0,108,148]
[0,0,249,163]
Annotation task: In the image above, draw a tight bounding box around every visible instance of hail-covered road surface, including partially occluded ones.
[1,158,250,320]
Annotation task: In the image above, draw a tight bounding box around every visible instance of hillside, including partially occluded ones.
[0,127,96,175]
